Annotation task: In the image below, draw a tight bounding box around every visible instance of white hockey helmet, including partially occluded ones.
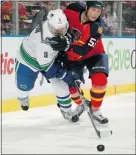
[47,9,69,36]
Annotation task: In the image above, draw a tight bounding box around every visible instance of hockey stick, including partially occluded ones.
[40,74,44,86]
[74,81,112,138]
[40,72,51,86]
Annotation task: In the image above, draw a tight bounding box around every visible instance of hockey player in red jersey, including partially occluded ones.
[50,1,109,124]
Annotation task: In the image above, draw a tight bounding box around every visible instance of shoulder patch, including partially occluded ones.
[98,26,103,34]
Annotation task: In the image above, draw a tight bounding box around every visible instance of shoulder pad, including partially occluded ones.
[66,3,85,12]
[91,20,103,36]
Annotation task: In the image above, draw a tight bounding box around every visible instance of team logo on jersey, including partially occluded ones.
[70,28,82,41]
[98,26,103,34]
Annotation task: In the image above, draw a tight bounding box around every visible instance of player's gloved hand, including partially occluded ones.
[49,33,72,51]
[68,73,85,88]
[57,70,83,85]
[41,59,83,85]
[67,66,85,87]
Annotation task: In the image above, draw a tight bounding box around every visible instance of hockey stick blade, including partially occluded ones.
[86,106,112,138]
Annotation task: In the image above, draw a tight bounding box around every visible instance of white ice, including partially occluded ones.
[2,93,135,154]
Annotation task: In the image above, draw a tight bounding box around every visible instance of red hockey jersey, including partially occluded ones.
[64,3,105,61]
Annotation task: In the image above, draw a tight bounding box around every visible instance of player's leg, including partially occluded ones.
[15,60,39,111]
[55,53,88,114]
[68,62,87,115]
[49,78,79,122]
[69,81,89,116]
[86,53,109,124]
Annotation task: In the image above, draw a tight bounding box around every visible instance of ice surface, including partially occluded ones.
[2,93,135,154]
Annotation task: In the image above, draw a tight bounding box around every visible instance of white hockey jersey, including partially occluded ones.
[17,21,59,71]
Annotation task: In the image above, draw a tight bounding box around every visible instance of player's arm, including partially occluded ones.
[36,44,82,85]
[40,58,83,85]
[50,22,103,60]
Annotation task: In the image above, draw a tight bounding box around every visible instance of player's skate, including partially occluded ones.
[60,108,79,122]
[75,98,91,116]
[90,108,108,124]
[75,104,85,117]
[57,103,79,122]
[18,97,29,111]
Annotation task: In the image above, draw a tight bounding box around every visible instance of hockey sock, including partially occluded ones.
[69,87,83,105]
[57,94,72,111]
[90,73,107,110]
[17,88,29,99]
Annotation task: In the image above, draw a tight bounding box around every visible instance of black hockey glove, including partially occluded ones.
[41,62,83,85]
[68,72,85,88]
[49,33,72,51]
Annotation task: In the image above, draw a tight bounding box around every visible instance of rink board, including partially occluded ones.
[2,84,135,113]
[1,37,136,113]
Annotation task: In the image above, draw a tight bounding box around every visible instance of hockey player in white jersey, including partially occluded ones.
[15,9,83,122]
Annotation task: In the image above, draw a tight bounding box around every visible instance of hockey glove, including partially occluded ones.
[42,61,82,85]
[49,33,72,52]
[57,70,82,85]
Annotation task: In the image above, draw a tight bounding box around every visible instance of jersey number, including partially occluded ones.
[44,52,48,58]
[88,38,98,47]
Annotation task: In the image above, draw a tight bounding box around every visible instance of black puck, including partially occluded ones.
[97,144,105,151]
